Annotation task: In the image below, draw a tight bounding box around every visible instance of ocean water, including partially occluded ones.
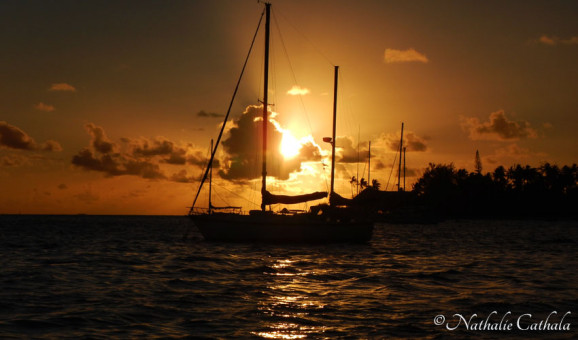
[0,215,577,339]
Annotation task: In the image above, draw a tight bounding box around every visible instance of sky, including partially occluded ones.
[1,0,577,215]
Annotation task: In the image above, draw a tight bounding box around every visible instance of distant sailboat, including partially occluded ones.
[188,3,373,243]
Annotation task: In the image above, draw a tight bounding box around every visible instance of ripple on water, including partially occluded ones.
[0,216,577,339]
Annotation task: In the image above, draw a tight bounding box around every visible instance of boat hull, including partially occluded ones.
[190,213,373,243]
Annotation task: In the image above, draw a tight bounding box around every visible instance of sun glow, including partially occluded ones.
[280,131,301,159]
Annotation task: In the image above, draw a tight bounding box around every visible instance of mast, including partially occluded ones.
[368,141,371,186]
[397,122,404,192]
[330,65,339,204]
[208,139,213,214]
[403,146,406,192]
[260,2,271,212]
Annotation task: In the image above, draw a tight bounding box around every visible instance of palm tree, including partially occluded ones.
[507,164,525,191]
[349,176,357,197]
[492,165,508,192]
[560,164,578,194]
[539,162,560,192]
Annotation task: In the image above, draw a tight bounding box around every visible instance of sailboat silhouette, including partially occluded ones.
[189,3,373,243]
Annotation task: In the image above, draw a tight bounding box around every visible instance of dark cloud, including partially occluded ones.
[0,121,62,152]
[130,137,186,165]
[72,147,167,179]
[218,105,313,181]
[404,167,420,178]
[197,110,224,118]
[72,124,166,180]
[72,123,210,181]
[298,141,323,162]
[165,147,187,165]
[85,123,116,153]
[373,159,387,170]
[57,183,68,190]
[186,149,218,167]
[461,110,538,141]
[0,121,38,150]
[385,131,428,152]
[132,138,174,157]
[337,137,370,163]
[72,148,124,176]
[124,159,167,179]
[128,137,211,167]
[170,169,197,183]
[41,140,63,152]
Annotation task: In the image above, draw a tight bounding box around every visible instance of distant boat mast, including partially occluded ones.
[330,65,339,205]
[368,141,371,185]
[403,146,407,191]
[397,122,404,192]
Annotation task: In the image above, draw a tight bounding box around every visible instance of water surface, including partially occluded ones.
[1,216,576,338]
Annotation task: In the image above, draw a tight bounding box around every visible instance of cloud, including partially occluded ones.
[185,149,216,167]
[485,143,547,165]
[536,34,578,46]
[197,110,224,118]
[170,169,197,183]
[538,34,556,45]
[72,123,211,181]
[219,105,284,180]
[128,137,210,166]
[461,110,538,141]
[34,102,55,112]
[0,121,62,152]
[1,155,28,167]
[336,136,370,163]
[0,122,37,150]
[57,183,68,190]
[72,148,123,176]
[72,148,167,179]
[49,83,76,92]
[41,140,63,152]
[287,85,310,96]
[384,48,429,63]
[218,105,321,181]
[373,159,387,170]
[85,123,117,154]
[297,139,323,162]
[132,137,175,157]
[72,123,166,180]
[383,131,429,152]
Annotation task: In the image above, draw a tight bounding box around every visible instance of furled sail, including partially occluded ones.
[330,188,412,208]
[263,190,328,205]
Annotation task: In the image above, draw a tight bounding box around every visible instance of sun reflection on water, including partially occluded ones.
[252,257,329,339]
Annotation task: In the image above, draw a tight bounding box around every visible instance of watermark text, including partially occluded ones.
[433,311,572,332]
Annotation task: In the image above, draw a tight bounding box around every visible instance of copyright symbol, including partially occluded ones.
[434,314,445,326]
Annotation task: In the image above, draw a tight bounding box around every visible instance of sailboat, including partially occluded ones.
[188,3,373,243]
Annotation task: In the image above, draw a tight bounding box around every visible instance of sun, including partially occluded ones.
[280,130,301,159]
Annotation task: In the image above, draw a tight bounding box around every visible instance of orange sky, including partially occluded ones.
[1,0,577,215]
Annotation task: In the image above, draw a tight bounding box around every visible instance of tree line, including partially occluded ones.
[410,163,578,219]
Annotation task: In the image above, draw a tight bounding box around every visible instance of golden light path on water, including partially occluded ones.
[253,258,329,339]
